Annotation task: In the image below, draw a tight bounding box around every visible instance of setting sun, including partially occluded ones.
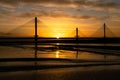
[55,33,63,39]
[0,0,120,80]
[40,18,76,38]
[56,36,59,39]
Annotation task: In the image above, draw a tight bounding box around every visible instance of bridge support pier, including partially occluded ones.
[104,23,106,40]
[76,27,78,43]
[103,23,107,60]
[35,17,38,59]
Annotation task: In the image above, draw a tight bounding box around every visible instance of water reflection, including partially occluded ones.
[35,46,37,59]
[104,54,107,60]
[56,43,60,45]
[0,44,120,61]
[56,51,59,58]
[34,51,37,66]
[75,48,107,60]
[76,49,79,60]
[23,45,120,61]
[34,43,38,66]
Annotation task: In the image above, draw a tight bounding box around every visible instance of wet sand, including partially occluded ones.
[0,45,120,80]
[0,65,120,80]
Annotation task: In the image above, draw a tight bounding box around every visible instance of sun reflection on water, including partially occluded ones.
[56,43,60,45]
[56,51,59,58]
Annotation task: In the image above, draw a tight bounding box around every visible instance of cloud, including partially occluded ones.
[0,0,119,21]
[0,0,71,7]
[93,1,120,9]
[0,7,15,14]
[0,0,119,10]
[73,0,120,11]
[16,9,96,20]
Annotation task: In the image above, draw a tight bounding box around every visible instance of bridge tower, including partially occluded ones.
[104,23,106,39]
[35,17,38,44]
[35,17,38,59]
[103,23,106,44]
[76,27,78,43]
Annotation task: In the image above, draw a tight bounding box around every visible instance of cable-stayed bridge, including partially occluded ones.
[0,17,118,38]
[0,17,120,60]
[0,17,120,44]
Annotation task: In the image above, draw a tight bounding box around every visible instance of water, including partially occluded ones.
[0,43,120,60]
[0,43,120,80]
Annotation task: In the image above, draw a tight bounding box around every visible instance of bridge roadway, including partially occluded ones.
[0,37,120,44]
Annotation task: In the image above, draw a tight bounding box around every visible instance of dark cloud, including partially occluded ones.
[16,10,95,20]
[72,15,95,19]
[0,0,71,6]
[73,0,120,10]
[0,0,120,10]
[0,7,14,14]
[0,0,119,21]
[92,1,120,9]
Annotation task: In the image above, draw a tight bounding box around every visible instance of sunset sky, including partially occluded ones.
[0,0,120,37]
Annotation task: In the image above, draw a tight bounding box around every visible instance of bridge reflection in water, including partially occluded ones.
[0,17,120,73]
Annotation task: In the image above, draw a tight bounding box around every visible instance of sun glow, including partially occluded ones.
[55,33,63,39]
[26,17,88,38]
[56,36,60,39]
[42,18,76,37]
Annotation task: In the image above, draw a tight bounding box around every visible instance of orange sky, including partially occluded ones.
[0,0,120,37]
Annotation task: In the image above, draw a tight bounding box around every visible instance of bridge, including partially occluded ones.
[0,17,118,38]
[0,17,119,44]
[0,17,120,66]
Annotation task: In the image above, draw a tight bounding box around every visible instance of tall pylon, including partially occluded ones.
[35,17,38,42]
[103,23,106,46]
[76,27,78,43]
[104,23,106,39]
[35,17,38,59]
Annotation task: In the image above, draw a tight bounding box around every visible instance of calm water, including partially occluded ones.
[0,43,120,60]
[0,43,120,80]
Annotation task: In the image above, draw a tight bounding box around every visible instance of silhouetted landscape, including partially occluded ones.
[0,0,120,80]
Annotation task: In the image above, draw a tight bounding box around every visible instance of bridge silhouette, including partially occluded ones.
[0,17,120,63]
[0,17,117,38]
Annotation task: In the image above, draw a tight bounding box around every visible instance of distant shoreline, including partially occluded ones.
[0,37,120,44]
